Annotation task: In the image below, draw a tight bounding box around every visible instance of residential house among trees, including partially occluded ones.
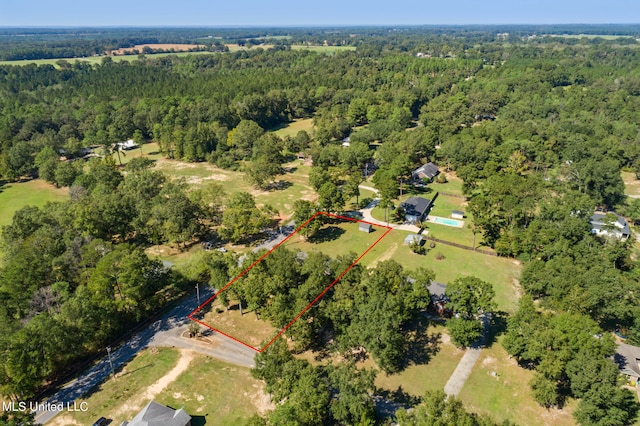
[400,197,432,223]
[590,212,631,240]
[411,162,439,181]
[614,343,640,386]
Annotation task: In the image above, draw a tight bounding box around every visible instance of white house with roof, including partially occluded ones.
[590,212,630,240]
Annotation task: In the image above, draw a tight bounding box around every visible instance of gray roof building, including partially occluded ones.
[614,343,640,381]
[120,401,191,426]
[400,197,432,223]
[412,162,439,180]
[404,234,424,245]
[590,212,630,240]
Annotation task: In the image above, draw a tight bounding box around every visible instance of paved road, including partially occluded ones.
[237,221,296,267]
[34,285,256,424]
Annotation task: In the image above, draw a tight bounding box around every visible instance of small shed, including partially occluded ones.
[359,223,372,233]
[451,210,464,219]
[404,234,424,246]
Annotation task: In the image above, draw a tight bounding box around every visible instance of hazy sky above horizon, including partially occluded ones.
[2,0,640,27]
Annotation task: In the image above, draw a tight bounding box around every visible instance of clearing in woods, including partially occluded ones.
[190,212,392,351]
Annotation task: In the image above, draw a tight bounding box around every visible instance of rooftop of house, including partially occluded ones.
[614,342,640,379]
[413,162,439,179]
[120,401,191,426]
[590,212,630,236]
[401,197,432,217]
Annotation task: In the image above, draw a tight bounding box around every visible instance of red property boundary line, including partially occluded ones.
[188,211,392,353]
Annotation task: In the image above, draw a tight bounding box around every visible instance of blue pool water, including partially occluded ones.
[432,217,463,227]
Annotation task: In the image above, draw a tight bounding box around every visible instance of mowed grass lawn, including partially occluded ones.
[0,179,68,229]
[278,220,519,313]
[202,299,278,348]
[622,171,640,197]
[360,230,520,313]
[281,219,390,261]
[272,118,315,138]
[369,324,464,397]
[56,347,181,425]
[458,339,577,426]
[155,354,268,426]
[56,348,265,426]
[153,157,315,218]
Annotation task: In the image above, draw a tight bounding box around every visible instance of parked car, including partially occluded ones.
[92,418,109,426]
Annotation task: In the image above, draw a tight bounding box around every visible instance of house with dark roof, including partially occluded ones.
[614,343,640,385]
[400,197,431,224]
[412,162,439,181]
[590,212,630,241]
[120,401,191,426]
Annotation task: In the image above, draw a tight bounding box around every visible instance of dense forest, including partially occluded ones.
[2,26,640,425]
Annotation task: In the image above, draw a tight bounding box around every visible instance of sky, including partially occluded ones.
[1,0,640,27]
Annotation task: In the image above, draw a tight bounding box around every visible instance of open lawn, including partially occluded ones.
[52,348,266,426]
[458,340,577,426]
[291,44,357,53]
[201,300,278,348]
[51,347,181,426]
[371,324,464,397]
[272,118,315,138]
[363,230,520,313]
[0,179,68,229]
[102,142,164,166]
[0,51,217,68]
[155,353,270,425]
[281,219,390,262]
[0,44,356,68]
[622,171,640,197]
[153,158,315,218]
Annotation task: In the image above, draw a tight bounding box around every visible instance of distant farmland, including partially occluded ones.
[109,43,207,55]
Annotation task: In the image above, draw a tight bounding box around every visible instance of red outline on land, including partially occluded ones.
[188,212,392,352]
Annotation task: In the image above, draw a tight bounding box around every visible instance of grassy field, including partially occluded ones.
[458,340,577,426]
[152,157,315,219]
[277,218,519,313]
[53,348,266,426]
[202,300,278,348]
[291,45,357,53]
[622,171,640,197]
[0,51,216,68]
[282,219,390,261]
[0,44,357,68]
[100,142,164,165]
[53,347,181,425]
[155,354,268,425]
[360,230,520,313]
[272,118,315,138]
[0,179,68,229]
[370,324,464,397]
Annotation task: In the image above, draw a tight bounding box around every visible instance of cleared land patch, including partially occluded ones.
[0,179,68,229]
[190,213,392,351]
[109,44,206,55]
[49,347,181,426]
[458,340,577,426]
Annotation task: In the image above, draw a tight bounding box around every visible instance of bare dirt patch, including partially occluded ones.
[110,44,205,55]
[113,349,194,420]
[368,242,398,268]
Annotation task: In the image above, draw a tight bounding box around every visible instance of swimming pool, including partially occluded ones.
[431,216,463,227]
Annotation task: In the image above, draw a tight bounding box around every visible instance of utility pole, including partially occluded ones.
[106,346,114,379]
[196,283,200,306]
